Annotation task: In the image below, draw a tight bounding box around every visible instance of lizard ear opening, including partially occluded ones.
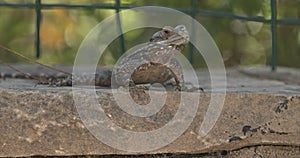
[163,30,170,40]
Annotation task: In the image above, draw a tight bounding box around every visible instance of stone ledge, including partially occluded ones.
[1,66,300,157]
[0,90,299,157]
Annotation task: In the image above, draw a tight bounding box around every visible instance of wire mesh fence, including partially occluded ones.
[0,0,300,71]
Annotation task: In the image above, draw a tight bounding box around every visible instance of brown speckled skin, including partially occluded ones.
[112,25,189,89]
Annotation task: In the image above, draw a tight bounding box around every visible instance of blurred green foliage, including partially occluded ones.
[0,0,299,68]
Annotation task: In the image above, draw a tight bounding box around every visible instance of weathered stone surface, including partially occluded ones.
[0,66,300,157]
[0,90,299,157]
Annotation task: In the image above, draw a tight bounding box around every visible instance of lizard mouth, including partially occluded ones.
[157,33,189,46]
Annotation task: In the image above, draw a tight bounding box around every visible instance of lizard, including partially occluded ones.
[111,25,188,90]
[0,25,191,90]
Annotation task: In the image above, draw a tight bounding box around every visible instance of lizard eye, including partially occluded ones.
[163,30,169,34]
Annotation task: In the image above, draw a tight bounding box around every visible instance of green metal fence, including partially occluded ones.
[0,0,300,71]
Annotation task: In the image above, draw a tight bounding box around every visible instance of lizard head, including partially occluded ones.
[149,25,189,50]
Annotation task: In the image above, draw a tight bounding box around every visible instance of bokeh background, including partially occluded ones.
[0,0,299,68]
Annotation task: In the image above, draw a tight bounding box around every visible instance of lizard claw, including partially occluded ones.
[130,85,149,90]
[175,83,183,91]
[175,84,204,92]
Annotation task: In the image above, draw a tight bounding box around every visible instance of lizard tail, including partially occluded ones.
[0,58,49,83]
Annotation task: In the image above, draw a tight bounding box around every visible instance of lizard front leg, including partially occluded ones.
[165,58,184,91]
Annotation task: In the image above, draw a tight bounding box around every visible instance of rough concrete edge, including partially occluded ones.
[238,65,300,85]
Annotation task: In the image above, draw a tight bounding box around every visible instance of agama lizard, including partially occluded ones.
[0,25,190,90]
[112,25,188,90]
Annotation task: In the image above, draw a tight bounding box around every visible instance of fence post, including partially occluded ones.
[189,0,198,64]
[115,0,126,54]
[35,0,41,58]
[270,0,277,71]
